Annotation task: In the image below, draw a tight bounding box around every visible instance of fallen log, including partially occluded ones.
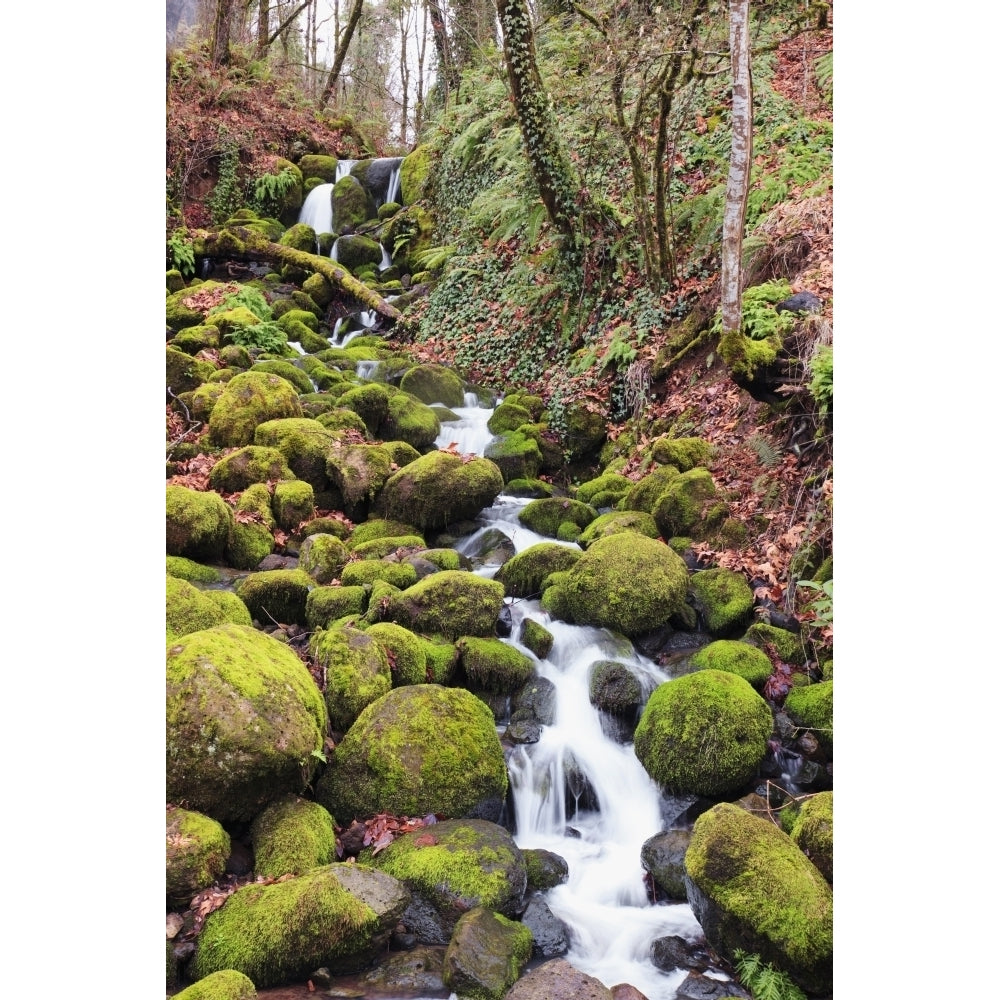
[198,226,403,324]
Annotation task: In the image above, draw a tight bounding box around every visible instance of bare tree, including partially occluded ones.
[320,0,367,106]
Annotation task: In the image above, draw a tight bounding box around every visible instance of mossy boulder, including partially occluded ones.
[620,464,681,513]
[457,637,535,693]
[335,233,383,271]
[399,363,465,407]
[166,576,246,642]
[684,802,833,994]
[382,391,442,451]
[742,622,807,665]
[172,969,257,1000]
[316,685,508,823]
[442,907,534,1000]
[400,143,433,204]
[166,485,233,562]
[298,532,350,584]
[166,806,231,909]
[362,819,527,945]
[689,640,773,690]
[272,478,315,530]
[563,402,606,460]
[326,442,395,520]
[783,680,833,756]
[311,624,392,732]
[518,619,554,660]
[235,568,314,625]
[167,556,223,584]
[188,380,227,422]
[518,497,596,539]
[376,452,504,532]
[253,417,337,492]
[649,436,714,471]
[487,401,533,435]
[166,624,327,822]
[484,430,543,483]
[189,863,410,986]
[250,794,337,878]
[547,534,688,637]
[209,372,303,448]
[332,174,375,233]
[575,472,632,508]
[170,323,222,355]
[381,570,504,640]
[250,359,313,395]
[337,382,391,435]
[366,622,428,686]
[167,284,218,331]
[305,585,367,630]
[576,510,659,548]
[279,222,318,253]
[689,568,755,636]
[350,518,422,546]
[634,670,772,798]
[227,484,277,570]
[523,849,569,891]
[492,542,581,598]
[588,660,642,717]
[341,559,418,590]
[298,154,338,182]
[167,345,216,394]
[788,791,832,883]
[652,467,729,541]
[208,446,293,493]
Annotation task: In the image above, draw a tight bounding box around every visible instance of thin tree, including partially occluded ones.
[320,0,367,106]
[719,0,753,357]
[212,0,238,66]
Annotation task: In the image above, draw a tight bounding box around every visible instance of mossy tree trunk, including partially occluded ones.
[719,0,753,362]
[497,0,581,255]
[452,0,498,68]
[319,0,366,107]
[203,227,404,323]
[427,0,461,102]
[211,0,237,67]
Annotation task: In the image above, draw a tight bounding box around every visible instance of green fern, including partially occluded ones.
[748,433,781,468]
[411,245,458,271]
[250,167,298,216]
[167,228,196,279]
[814,52,833,102]
[808,343,833,418]
[734,950,807,1000]
[223,321,287,354]
[210,285,273,323]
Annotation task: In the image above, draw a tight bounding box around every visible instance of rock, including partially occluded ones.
[458,637,535,693]
[208,371,303,448]
[298,532,350,584]
[775,290,822,314]
[689,640,772,690]
[442,907,533,999]
[675,971,749,1000]
[577,510,659,548]
[521,892,570,957]
[788,790,832,883]
[494,542,582,598]
[633,670,772,798]
[511,676,557,726]
[784,680,833,756]
[250,795,337,878]
[399,363,466,407]
[589,660,642,716]
[359,946,445,992]
[189,864,410,986]
[166,484,233,563]
[504,958,614,1000]
[518,497,597,538]
[523,849,569,890]
[172,969,257,1000]
[166,807,231,909]
[688,569,754,637]
[381,570,506,640]
[236,568,315,626]
[316,685,508,823]
[640,829,691,901]
[652,468,729,541]
[166,576,250,643]
[310,625,392,733]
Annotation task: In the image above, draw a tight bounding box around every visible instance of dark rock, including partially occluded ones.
[360,946,444,992]
[775,291,822,314]
[649,935,694,972]
[675,971,750,1000]
[225,840,253,876]
[512,676,557,726]
[496,603,514,637]
[523,849,569,890]
[640,829,691,901]
[505,719,541,744]
[504,958,614,1000]
[257,553,299,571]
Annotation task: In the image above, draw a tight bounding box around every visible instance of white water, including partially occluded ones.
[298,183,334,240]
[434,403,711,999]
[385,159,403,206]
[336,158,357,182]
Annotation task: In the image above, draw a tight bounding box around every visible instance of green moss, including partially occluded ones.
[620,464,681,513]
[457,637,534,693]
[272,479,315,530]
[634,670,773,798]
[383,571,505,641]
[652,467,727,540]
[419,636,460,684]
[783,680,833,756]
[576,510,658,548]
[443,908,534,1000]
[743,622,807,665]
[172,969,257,1000]
[399,363,465,407]
[685,802,832,994]
[167,576,240,642]
[208,371,304,448]
[690,640,773,690]
[311,625,392,732]
[305,585,367,630]
[518,619,553,660]
[366,622,428,686]
[250,359,313,395]
[209,446,294,493]
[167,556,222,584]
[166,806,232,908]
[518,497,596,539]
[400,143,434,204]
[201,590,252,628]
[299,533,350,584]
[350,518,423,546]
[250,794,337,877]
[167,346,216,394]
[689,568,754,636]
[235,568,315,625]
[492,543,581,599]
[649,436,714,472]
[341,559,419,590]
[327,444,396,518]
[522,849,568,890]
[487,401,532,435]
[484,431,543,483]
[338,382,391,435]
[382,392,442,452]
[575,472,632,507]
[166,485,233,562]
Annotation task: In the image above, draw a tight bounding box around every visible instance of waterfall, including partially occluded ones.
[298,183,334,242]
[385,159,403,206]
[378,243,393,272]
[335,158,357,182]
[330,237,340,263]
[434,403,710,999]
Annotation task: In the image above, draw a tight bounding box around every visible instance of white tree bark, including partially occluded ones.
[720,0,753,338]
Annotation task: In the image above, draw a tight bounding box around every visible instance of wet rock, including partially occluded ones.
[611,986,650,1000]
[442,907,532,999]
[775,290,822,314]
[360,945,445,992]
[640,829,691,901]
[523,849,569,890]
[675,971,750,999]
[521,892,570,958]
[505,958,614,1000]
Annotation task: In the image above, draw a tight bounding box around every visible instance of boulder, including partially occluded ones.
[166,624,327,822]
[235,568,314,625]
[366,622,428,686]
[250,794,337,878]
[208,446,293,493]
[783,680,833,756]
[254,417,339,492]
[311,624,392,732]
[788,791,832,883]
[518,497,597,539]
[576,510,659,548]
[166,576,250,642]
[493,543,581,598]
[521,893,570,958]
[208,371,303,448]
[171,969,257,1000]
[689,639,773,690]
[640,828,691,901]
[399,363,466,407]
[504,958,613,1000]
[298,532,350,584]
[651,468,729,541]
[166,806,231,909]
[457,637,535,693]
[166,485,233,563]
[382,391,442,451]
[442,907,533,1000]
[316,685,508,823]
[689,568,754,636]
[381,570,505,641]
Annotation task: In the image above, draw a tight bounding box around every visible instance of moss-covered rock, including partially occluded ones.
[518,619,554,660]
[317,685,508,822]
[251,417,336,494]
[250,794,337,878]
[209,371,303,448]
[298,154,339,182]
[400,143,433,204]
[349,518,421,546]
[689,640,773,690]
[337,382,391,436]
[189,863,410,986]
[208,446,293,493]
[486,401,532,435]
[518,497,596,539]
[167,284,218,331]
[786,791,833,884]
[742,621,807,665]
[166,624,327,822]
[484,431,543,483]
[166,806,231,909]
[634,670,772,798]
[235,568,314,625]
[167,576,245,642]
[311,624,392,732]
[620,464,681,513]
[457,637,535,693]
[278,222,317,252]
[305,585,367,630]
[783,680,833,756]
[649,436,714,471]
[640,828,691,901]
[365,621,428,686]
[547,533,688,638]
[172,969,257,1000]
[326,442,395,520]
[167,556,223,584]
[272,479,315,530]
[297,532,349,584]
[170,323,222,356]
[332,174,375,233]
[166,485,233,562]
[523,849,569,891]
[399,363,465,407]
[689,568,754,636]
[202,590,253,628]
[167,345,216,394]
[684,802,833,994]
[334,233,384,271]
[420,636,460,684]
[247,359,310,395]
[442,907,533,1000]
[576,510,659,549]
[226,483,277,570]
[361,819,526,945]
[376,452,503,532]
[492,543,581,598]
[341,559,419,590]
[381,570,505,641]
[563,402,606,460]
[382,391,442,451]
[588,660,642,717]
[652,467,729,541]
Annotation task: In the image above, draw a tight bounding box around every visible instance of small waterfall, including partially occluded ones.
[336,158,357,182]
[356,359,379,380]
[385,159,403,206]
[433,393,497,456]
[378,243,393,272]
[298,183,334,243]
[330,237,340,263]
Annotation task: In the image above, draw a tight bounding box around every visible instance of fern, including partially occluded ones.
[223,321,287,354]
[412,245,458,271]
[209,285,273,323]
[250,167,298,216]
[748,433,781,468]
[808,343,833,418]
[734,950,807,1000]
[167,228,196,279]
[814,52,833,102]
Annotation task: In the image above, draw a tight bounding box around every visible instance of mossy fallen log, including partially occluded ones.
[199,226,402,324]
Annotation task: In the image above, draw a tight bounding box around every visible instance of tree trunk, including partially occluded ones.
[256,0,270,56]
[497,0,580,253]
[319,0,366,107]
[427,0,460,101]
[452,0,497,69]
[212,0,237,67]
[202,227,404,323]
[720,0,753,346]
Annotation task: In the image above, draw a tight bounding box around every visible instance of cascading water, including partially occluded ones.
[298,183,334,244]
[432,404,718,1000]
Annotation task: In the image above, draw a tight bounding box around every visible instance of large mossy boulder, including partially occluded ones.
[689,640,773,690]
[442,907,533,1000]
[652,467,729,541]
[166,806,231,909]
[518,497,596,539]
[689,567,755,636]
[209,371,303,448]
[298,532,350,584]
[400,143,433,204]
[235,568,314,625]
[208,446,294,493]
[493,543,581,598]
[166,485,233,563]
[327,442,395,520]
[576,510,659,549]
[620,464,681,513]
[649,435,714,471]
[166,575,248,642]
[172,970,257,1000]
[457,636,535,693]
[399,363,465,407]
[316,684,508,823]
[332,174,375,233]
[382,391,442,451]
[788,791,832,884]
[684,802,833,995]
[484,431,543,483]
[545,533,689,638]
[189,863,410,987]
[633,670,773,798]
[166,624,327,822]
[250,794,337,878]
[253,417,337,491]
[362,819,527,945]
[381,570,505,641]
[310,624,392,732]
[366,622,428,686]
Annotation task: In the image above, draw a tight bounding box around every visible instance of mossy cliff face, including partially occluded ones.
[546,533,689,638]
[633,670,772,798]
[189,863,410,986]
[166,806,231,909]
[166,624,327,822]
[316,684,508,823]
[684,802,833,995]
[362,818,528,946]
